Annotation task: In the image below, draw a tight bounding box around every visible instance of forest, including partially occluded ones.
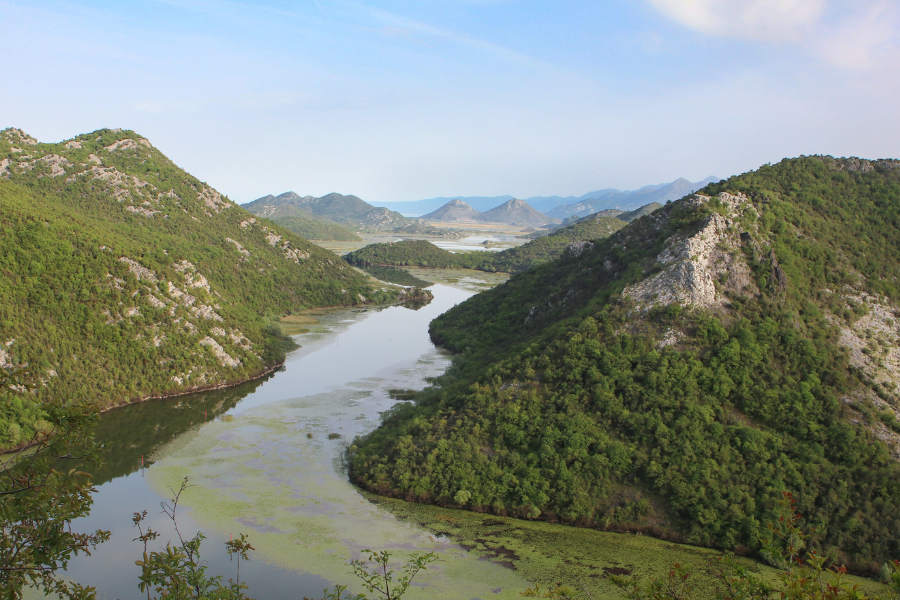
[350,156,900,572]
[269,214,362,241]
[0,128,390,451]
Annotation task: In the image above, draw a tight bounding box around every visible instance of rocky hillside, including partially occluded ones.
[0,127,385,450]
[245,191,412,231]
[421,199,481,221]
[350,156,900,571]
[479,198,558,226]
[420,197,559,226]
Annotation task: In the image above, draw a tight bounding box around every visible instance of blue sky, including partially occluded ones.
[2,0,898,202]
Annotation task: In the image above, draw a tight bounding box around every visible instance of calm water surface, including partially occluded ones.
[60,283,528,600]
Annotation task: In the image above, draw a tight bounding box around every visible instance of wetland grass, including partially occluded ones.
[365,494,892,600]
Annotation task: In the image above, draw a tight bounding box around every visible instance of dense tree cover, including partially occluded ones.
[270,214,361,241]
[344,216,627,274]
[0,128,389,450]
[350,156,900,571]
[243,192,412,232]
[0,369,109,600]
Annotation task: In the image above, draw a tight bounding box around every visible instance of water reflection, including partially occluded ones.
[58,283,528,600]
[92,377,271,484]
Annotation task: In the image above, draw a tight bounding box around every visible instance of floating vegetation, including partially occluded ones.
[327,433,342,440]
[366,495,891,600]
[279,314,321,335]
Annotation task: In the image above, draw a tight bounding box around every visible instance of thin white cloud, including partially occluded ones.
[644,0,900,70]
[347,2,551,68]
[645,0,825,41]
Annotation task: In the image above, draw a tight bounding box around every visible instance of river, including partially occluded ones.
[60,278,532,600]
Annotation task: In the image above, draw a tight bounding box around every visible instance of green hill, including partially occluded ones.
[0,127,386,451]
[268,214,361,241]
[617,201,663,222]
[344,215,627,274]
[244,191,411,231]
[350,156,900,571]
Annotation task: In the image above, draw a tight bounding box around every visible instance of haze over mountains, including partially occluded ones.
[244,191,411,232]
[423,198,558,227]
[245,177,715,232]
[369,176,718,216]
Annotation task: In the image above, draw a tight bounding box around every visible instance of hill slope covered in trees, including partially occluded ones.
[350,156,900,572]
[267,213,361,241]
[0,127,385,450]
[244,191,413,232]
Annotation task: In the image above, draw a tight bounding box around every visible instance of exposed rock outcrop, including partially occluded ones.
[624,193,758,312]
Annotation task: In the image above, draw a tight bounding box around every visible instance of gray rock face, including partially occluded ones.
[624,192,758,311]
[422,199,481,221]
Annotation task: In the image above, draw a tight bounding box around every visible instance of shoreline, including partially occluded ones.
[0,360,286,456]
[98,359,286,415]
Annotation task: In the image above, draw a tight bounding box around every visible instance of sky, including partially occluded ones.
[1,0,899,203]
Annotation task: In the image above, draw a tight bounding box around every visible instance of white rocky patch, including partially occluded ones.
[0,340,16,369]
[624,193,757,312]
[211,327,227,338]
[184,273,211,293]
[88,154,102,165]
[566,241,594,256]
[37,154,72,177]
[2,128,38,145]
[0,158,9,178]
[126,205,160,218]
[198,187,230,214]
[229,330,251,349]
[240,217,257,229]
[191,305,223,322]
[104,138,140,152]
[118,257,157,282]
[105,273,125,290]
[838,290,900,398]
[172,260,195,272]
[657,328,684,349]
[86,165,155,202]
[199,336,241,368]
[167,281,196,306]
[145,294,167,309]
[65,140,83,150]
[124,307,141,317]
[225,238,251,257]
[266,232,282,246]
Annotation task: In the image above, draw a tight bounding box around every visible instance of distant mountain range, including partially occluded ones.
[544,177,719,220]
[243,192,412,232]
[369,176,719,216]
[422,198,558,227]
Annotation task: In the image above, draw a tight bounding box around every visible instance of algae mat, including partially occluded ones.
[146,356,531,599]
